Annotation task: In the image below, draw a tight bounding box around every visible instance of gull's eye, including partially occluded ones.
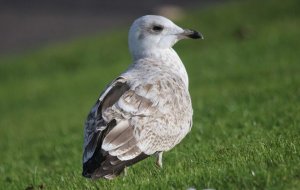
[152,25,164,32]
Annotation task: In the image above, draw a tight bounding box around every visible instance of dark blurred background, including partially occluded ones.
[0,0,223,55]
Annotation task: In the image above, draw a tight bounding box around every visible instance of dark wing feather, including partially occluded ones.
[89,153,149,180]
[82,77,149,179]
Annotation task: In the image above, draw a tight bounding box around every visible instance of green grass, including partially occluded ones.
[0,0,300,189]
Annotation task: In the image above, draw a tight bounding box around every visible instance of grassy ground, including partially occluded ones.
[0,0,299,189]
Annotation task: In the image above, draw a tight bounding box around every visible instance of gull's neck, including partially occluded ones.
[132,48,189,88]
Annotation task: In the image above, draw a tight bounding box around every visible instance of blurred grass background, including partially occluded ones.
[0,0,299,189]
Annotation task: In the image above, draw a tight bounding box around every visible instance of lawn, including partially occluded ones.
[0,0,299,189]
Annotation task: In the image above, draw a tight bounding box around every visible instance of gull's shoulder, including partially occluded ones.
[122,58,180,80]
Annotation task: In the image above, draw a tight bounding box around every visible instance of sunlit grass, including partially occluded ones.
[0,0,299,189]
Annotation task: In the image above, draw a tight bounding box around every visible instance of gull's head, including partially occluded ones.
[128,15,203,59]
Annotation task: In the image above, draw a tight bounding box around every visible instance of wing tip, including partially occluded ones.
[82,153,149,180]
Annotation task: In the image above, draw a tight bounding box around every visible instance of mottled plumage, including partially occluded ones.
[82,15,203,179]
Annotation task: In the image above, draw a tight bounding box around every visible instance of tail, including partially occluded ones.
[82,149,149,179]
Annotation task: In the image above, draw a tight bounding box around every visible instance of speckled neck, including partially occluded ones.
[132,48,189,88]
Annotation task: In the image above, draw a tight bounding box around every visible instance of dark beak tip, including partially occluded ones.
[188,30,204,39]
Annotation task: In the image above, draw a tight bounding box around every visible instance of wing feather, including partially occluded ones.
[102,120,132,151]
[108,137,139,157]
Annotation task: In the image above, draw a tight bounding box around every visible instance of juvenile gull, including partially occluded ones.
[82,15,203,179]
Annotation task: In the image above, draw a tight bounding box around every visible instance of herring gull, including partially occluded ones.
[82,15,203,179]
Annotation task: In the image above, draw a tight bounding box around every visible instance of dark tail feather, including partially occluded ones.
[82,151,149,179]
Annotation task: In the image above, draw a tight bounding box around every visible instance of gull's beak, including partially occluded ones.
[181,29,204,39]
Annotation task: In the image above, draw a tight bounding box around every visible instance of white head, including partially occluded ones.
[128,15,203,60]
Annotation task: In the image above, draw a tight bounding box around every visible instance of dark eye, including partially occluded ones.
[152,25,164,32]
